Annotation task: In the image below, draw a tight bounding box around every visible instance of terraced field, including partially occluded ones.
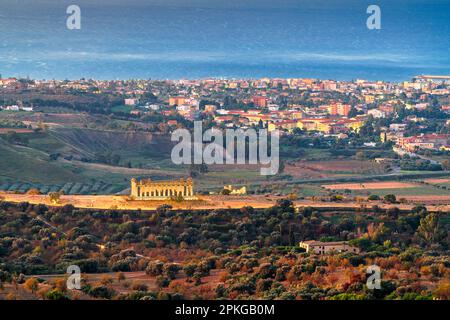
[0,128,183,193]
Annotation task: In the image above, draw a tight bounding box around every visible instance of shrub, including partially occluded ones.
[146,261,164,276]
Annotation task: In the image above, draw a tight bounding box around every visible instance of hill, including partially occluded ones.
[0,128,182,195]
[0,138,84,184]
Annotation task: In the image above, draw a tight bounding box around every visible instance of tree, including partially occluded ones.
[288,224,296,246]
[215,284,226,298]
[48,192,61,204]
[54,278,67,292]
[258,263,276,279]
[278,160,285,173]
[163,263,181,280]
[156,205,172,215]
[89,285,116,299]
[183,264,196,278]
[100,275,113,286]
[24,278,39,293]
[386,207,400,219]
[256,279,273,293]
[193,272,203,286]
[276,199,293,210]
[189,163,208,177]
[45,288,68,300]
[416,213,446,245]
[111,154,121,166]
[220,188,231,196]
[348,106,359,118]
[356,151,366,160]
[131,282,148,291]
[384,194,397,204]
[146,261,164,276]
[156,276,170,288]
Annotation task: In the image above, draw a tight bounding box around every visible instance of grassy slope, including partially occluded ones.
[0,138,84,184]
[51,128,174,164]
[0,128,184,192]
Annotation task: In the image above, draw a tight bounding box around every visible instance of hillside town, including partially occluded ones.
[1,75,449,159]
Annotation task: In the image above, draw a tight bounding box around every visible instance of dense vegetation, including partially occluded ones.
[0,200,448,300]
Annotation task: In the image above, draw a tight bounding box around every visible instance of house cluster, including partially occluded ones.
[1,75,449,144]
[0,104,33,112]
[211,107,367,135]
[145,76,449,138]
[0,77,17,87]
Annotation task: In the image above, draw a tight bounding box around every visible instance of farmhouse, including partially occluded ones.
[299,240,360,255]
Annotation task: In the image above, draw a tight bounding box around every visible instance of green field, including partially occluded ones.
[0,128,182,193]
[295,185,328,197]
[0,140,84,184]
[111,105,134,113]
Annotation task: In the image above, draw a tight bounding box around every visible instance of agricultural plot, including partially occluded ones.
[284,160,387,179]
[323,181,418,190]
[295,185,328,197]
[423,178,450,188]
[0,138,85,184]
[321,180,450,201]
[350,186,450,197]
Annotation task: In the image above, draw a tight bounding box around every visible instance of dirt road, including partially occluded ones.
[1,192,449,212]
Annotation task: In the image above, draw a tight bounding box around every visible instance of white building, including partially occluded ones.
[5,105,20,111]
[124,98,139,106]
[368,109,386,118]
[390,123,407,132]
[299,241,360,255]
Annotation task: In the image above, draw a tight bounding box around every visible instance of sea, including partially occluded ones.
[0,0,449,81]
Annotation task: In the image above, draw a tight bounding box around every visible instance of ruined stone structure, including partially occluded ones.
[130,178,195,200]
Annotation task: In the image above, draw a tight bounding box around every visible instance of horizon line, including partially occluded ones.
[5,74,450,83]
